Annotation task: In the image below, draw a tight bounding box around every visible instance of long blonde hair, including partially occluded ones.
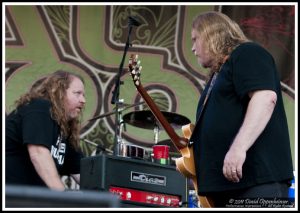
[15,70,84,150]
[192,11,250,73]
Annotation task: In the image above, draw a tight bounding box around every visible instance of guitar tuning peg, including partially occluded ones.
[139,66,142,71]
[134,75,138,80]
[131,70,136,75]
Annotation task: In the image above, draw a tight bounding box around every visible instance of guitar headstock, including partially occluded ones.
[129,54,142,87]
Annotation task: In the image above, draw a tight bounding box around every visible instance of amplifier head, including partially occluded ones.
[80,154,188,207]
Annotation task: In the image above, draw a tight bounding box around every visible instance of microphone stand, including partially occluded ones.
[111,22,135,156]
[83,139,113,155]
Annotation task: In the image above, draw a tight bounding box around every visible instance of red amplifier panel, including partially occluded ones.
[109,186,181,207]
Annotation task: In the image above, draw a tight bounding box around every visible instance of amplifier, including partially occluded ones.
[80,154,188,207]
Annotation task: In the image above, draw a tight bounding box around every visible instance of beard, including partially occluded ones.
[67,109,81,121]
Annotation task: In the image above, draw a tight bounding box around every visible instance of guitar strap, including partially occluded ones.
[189,56,229,146]
[198,72,218,118]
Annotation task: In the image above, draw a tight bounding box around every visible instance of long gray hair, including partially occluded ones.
[192,11,250,73]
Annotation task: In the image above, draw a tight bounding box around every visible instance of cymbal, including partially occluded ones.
[88,102,145,121]
[122,110,191,130]
[156,139,179,153]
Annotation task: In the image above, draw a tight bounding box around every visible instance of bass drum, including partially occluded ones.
[120,144,150,160]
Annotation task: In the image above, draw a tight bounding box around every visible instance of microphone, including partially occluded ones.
[128,16,141,27]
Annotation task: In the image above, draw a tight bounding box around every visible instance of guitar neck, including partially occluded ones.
[136,84,187,149]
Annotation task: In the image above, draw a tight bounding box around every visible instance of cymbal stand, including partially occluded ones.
[154,123,160,144]
[112,100,126,156]
[118,115,126,157]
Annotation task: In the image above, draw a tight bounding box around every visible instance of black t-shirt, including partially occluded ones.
[191,42,294,193]
[5,98,82,187]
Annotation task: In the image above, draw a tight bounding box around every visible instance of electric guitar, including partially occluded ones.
[128,54,214,208]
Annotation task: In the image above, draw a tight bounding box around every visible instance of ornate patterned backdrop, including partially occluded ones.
[5,4,295,166]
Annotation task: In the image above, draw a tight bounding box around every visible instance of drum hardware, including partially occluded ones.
[154,124,160,144]
[88,100,147,157]
[122,110,191,130]
[88,101,146,121]
[118,120,126,156]
[119,143,150,161]
[88,104,153,160]
[88,99,164,121]
[123,110,190,148]
[115,102,125,157]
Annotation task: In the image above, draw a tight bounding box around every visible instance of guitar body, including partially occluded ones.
[175,124,214,208]
[128,55,214,208]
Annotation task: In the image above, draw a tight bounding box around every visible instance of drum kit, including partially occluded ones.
[88,102,191,165]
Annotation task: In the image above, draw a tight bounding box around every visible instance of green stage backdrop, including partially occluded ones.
[5,4,295,168]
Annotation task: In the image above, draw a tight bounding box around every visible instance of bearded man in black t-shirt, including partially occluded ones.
[188,11,294,207]
[6,70,86,191]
